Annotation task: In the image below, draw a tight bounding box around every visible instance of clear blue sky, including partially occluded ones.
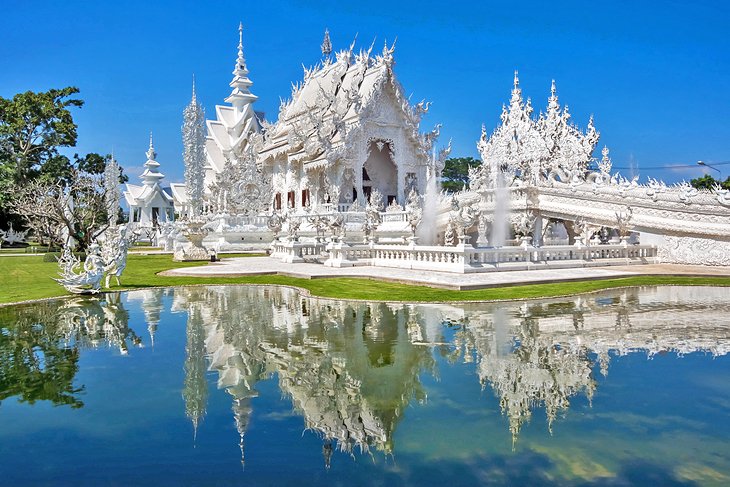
[2,0,729,183]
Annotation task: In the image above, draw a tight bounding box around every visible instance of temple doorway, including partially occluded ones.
[363,140,397,204]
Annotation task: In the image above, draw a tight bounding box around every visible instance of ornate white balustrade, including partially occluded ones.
[270,239,327,263]
[271,239,657,273]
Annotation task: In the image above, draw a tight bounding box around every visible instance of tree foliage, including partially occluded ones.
[690,173,730,191]
[0,87,83,184]
[441,157,481,193]
[0,87,127,237]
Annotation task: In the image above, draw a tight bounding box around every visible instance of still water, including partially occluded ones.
[1,285,729,486]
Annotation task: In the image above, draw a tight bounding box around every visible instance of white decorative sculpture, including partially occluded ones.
[104,155,122,226]
[1,223,29,246]
[182,77,206,218]
[174,219,211,261]
[363,189,384,242]
[55,243,106,294]
[102,225,135,287]
[512,212,537,247]
[404,189,423,243]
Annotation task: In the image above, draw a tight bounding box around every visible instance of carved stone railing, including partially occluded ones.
[270,239,327,263]
[363,243,655,273]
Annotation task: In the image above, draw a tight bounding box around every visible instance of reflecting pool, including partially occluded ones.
[1,285,729,486]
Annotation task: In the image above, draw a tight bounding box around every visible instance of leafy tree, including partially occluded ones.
[441,157,481,193]
[0,87,83,184]
[690,173,730,190]
[0,87,90,230]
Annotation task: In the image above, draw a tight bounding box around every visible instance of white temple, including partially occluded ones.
[123,135,175,226]
[127,23,730,268]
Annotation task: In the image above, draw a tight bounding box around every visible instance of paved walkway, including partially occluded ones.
[161,257,730,290]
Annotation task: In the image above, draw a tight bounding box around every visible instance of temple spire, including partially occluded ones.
[321,28,332,58]
[238,21,243,54]
[146,132,156,161]
[225,22,258,111]
[510,70,523,106]
[140,133,164,187]
[547,79,560,115]
[191,74,197,103]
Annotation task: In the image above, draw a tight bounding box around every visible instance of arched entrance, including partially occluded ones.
[362,140,397,204]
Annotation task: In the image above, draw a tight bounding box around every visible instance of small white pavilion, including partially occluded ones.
[123,135,175,227]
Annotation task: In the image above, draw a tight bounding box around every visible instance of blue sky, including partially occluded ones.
[2,0,729,183]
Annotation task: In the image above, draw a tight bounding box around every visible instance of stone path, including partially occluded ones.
[161,257,730,290]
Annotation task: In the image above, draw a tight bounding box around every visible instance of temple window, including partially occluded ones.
[274,193,282,210]
[287,191,295,208]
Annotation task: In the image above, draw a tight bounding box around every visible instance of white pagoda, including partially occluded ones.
[123,135,175,226]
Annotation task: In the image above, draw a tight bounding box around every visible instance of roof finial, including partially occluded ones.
[514,70,519,88]
[551,79,556,96]
[191,73,197,102]
[238,22,243,49]
[321,28,332,58]
[149,131,154,149]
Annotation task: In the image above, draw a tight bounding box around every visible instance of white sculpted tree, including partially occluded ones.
[10,168,114,250]
[182,78,206,217]
[103,154,121,225]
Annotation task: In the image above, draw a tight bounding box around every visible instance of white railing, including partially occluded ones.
[329,242,657,273]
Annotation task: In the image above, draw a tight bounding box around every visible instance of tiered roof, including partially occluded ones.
[205,23,261,173]
[258,36,439,168]
[123,134,174,207]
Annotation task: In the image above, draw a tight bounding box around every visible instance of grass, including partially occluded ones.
[1,253,730,306]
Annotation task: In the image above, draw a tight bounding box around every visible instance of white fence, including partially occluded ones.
[269,239,657,273]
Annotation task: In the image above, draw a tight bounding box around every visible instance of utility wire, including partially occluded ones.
[612,161,730,170]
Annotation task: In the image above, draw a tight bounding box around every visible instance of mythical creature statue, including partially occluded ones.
[267,212,285,239]
[443,219,456,246]
[363,189,384,241]
[102,225,135,288]
[713,184,730,207]
[55,243,106,294]
[448,197,479,238]
[615,207,634,238]
[327,213,345,240]
[287,218,302,240]
[512,212,536,237]
[1,223,29,246]
[306,210,329,241]
[404,189,423,239]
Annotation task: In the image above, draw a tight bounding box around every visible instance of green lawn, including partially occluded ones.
[2,253,730,305]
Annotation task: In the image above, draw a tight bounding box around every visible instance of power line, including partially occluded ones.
[612,161,730,170]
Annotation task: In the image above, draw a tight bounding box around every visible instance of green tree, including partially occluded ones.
[441,157,481,193]
[0,87,83,184]
[0,87,87,230]
[690,173,730,190]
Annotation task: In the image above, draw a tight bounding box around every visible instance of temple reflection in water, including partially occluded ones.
[164,284,730,463]
[2,284,729,468]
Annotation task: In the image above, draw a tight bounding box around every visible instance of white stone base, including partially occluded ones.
[173,246,210,262]
[643,233,730,266]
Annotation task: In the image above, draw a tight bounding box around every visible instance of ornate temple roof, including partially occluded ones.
[123,135,174,207]
[204,23,261,174]
[257,35,438,167]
